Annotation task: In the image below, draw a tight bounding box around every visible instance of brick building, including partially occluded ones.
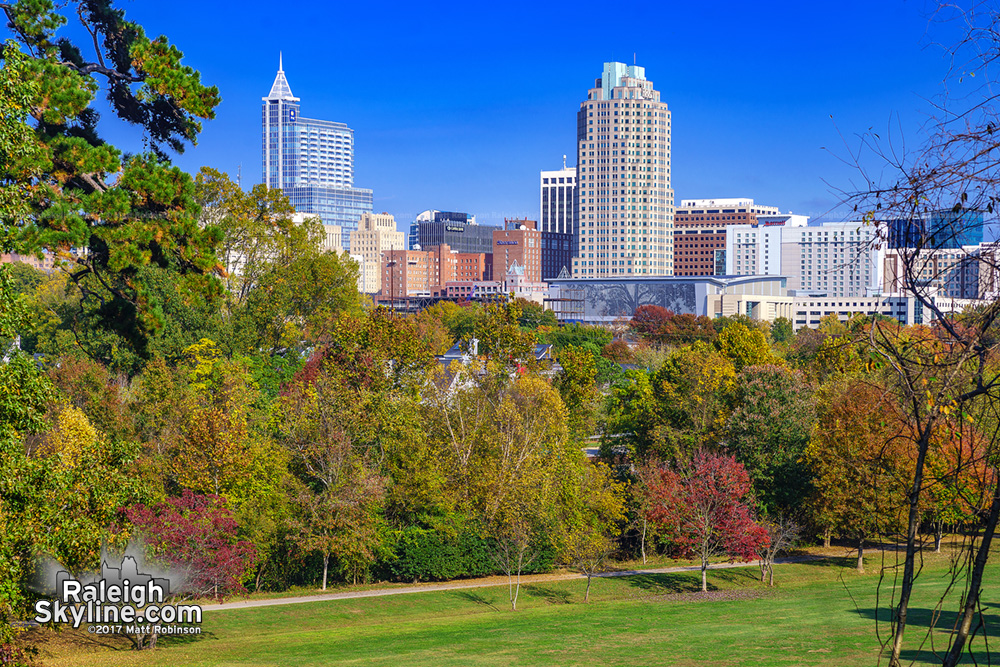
[381,244,493,298]
[454,252,493,282]
[673,198,779,276]
[493,219,543,284]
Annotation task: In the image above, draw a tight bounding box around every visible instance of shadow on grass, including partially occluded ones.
[453,590,501,612]
[855,606,1000,665]
[788,555,862,569]
[522,585,572,605]
[707,567,760,586]
[157,628,216,648]
[624,573,704,595]
[37,625,214,653]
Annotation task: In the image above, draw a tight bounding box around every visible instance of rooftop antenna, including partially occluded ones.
[237,163,242,188]
[279,51,283,72]
[562,154,567,169]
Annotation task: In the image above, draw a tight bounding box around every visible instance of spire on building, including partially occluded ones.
[266,53,297,101]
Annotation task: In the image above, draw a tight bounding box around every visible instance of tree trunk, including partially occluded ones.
[823,526,831,548]
[768,564,774,587]
[255,561,266,592]
[641,517,647,565]
[857,537,864,573]
[585,572,592,602]
[507,569,515,611]
[934,522,943,553]
[322,552,329,591]
[888,428,933,667]
[942,484,1000,667]
[701,559,708,592]
[759,559,767,583]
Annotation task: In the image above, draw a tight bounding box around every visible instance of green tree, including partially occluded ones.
[472,300,536,365]
[278,311,430,587]
[650,343,737,460]
[771,317,794,345]
[514,298,557,329]
[2,2,224,365]
[2,397,150,658]
[600,370,663,462]
[0,40,43,228]
[724,364,815,514]
[232,246,363,355]
[554,346,599,443]
[540,323,613,352]
[0,344,55,662]
[557,462,627,601]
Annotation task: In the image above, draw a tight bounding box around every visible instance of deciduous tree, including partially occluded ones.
[715,321,778,370]
[554,346,599,443]
[645,451,768,592]
[122,490,256,602]
[556,462,627,601]
[804,379,911,572]
[724,364,815,513]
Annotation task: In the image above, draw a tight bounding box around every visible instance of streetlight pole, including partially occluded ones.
[387,244,396,317]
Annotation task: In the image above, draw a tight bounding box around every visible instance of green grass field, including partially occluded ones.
[33,549,999,666]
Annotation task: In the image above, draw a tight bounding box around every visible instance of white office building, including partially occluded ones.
[883,245,1000,300]
[540,161,577,235]
[726,221,881,298]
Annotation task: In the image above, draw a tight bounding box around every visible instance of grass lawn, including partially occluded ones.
[33,549,998,666]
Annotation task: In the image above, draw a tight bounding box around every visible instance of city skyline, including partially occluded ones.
[62,0,970,232]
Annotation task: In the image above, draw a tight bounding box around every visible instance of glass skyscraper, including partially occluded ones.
[886,209,992,250]
[262,56,372,245]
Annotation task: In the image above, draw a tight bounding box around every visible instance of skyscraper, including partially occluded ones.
[262,56,373,245]
[571,62,674,278]
[540,159,577,235]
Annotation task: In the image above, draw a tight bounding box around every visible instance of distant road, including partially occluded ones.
[203,555,823,612]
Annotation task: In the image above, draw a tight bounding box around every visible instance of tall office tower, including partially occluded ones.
[540,160,577,234]
[571,62,673,277]
[350,212,405,294]
[262,56,373,246]
[673,198,780,276]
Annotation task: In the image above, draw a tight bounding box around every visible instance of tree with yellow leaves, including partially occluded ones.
[556,462,627,601]
[715,321,780,371]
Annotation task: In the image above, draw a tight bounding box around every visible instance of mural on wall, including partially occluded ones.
[582,281,698,319]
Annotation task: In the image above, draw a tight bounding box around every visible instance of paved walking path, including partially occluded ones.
[203,555,823,612]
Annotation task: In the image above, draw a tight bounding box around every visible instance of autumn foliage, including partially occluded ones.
[122,490,257,600]
[643,451,769,591]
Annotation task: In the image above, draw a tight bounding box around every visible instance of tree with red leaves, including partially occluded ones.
[644,451,768,592]
[122,490,257,601]
[630,305,716,346]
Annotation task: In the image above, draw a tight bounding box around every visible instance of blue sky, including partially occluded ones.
[49,0,966,228]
